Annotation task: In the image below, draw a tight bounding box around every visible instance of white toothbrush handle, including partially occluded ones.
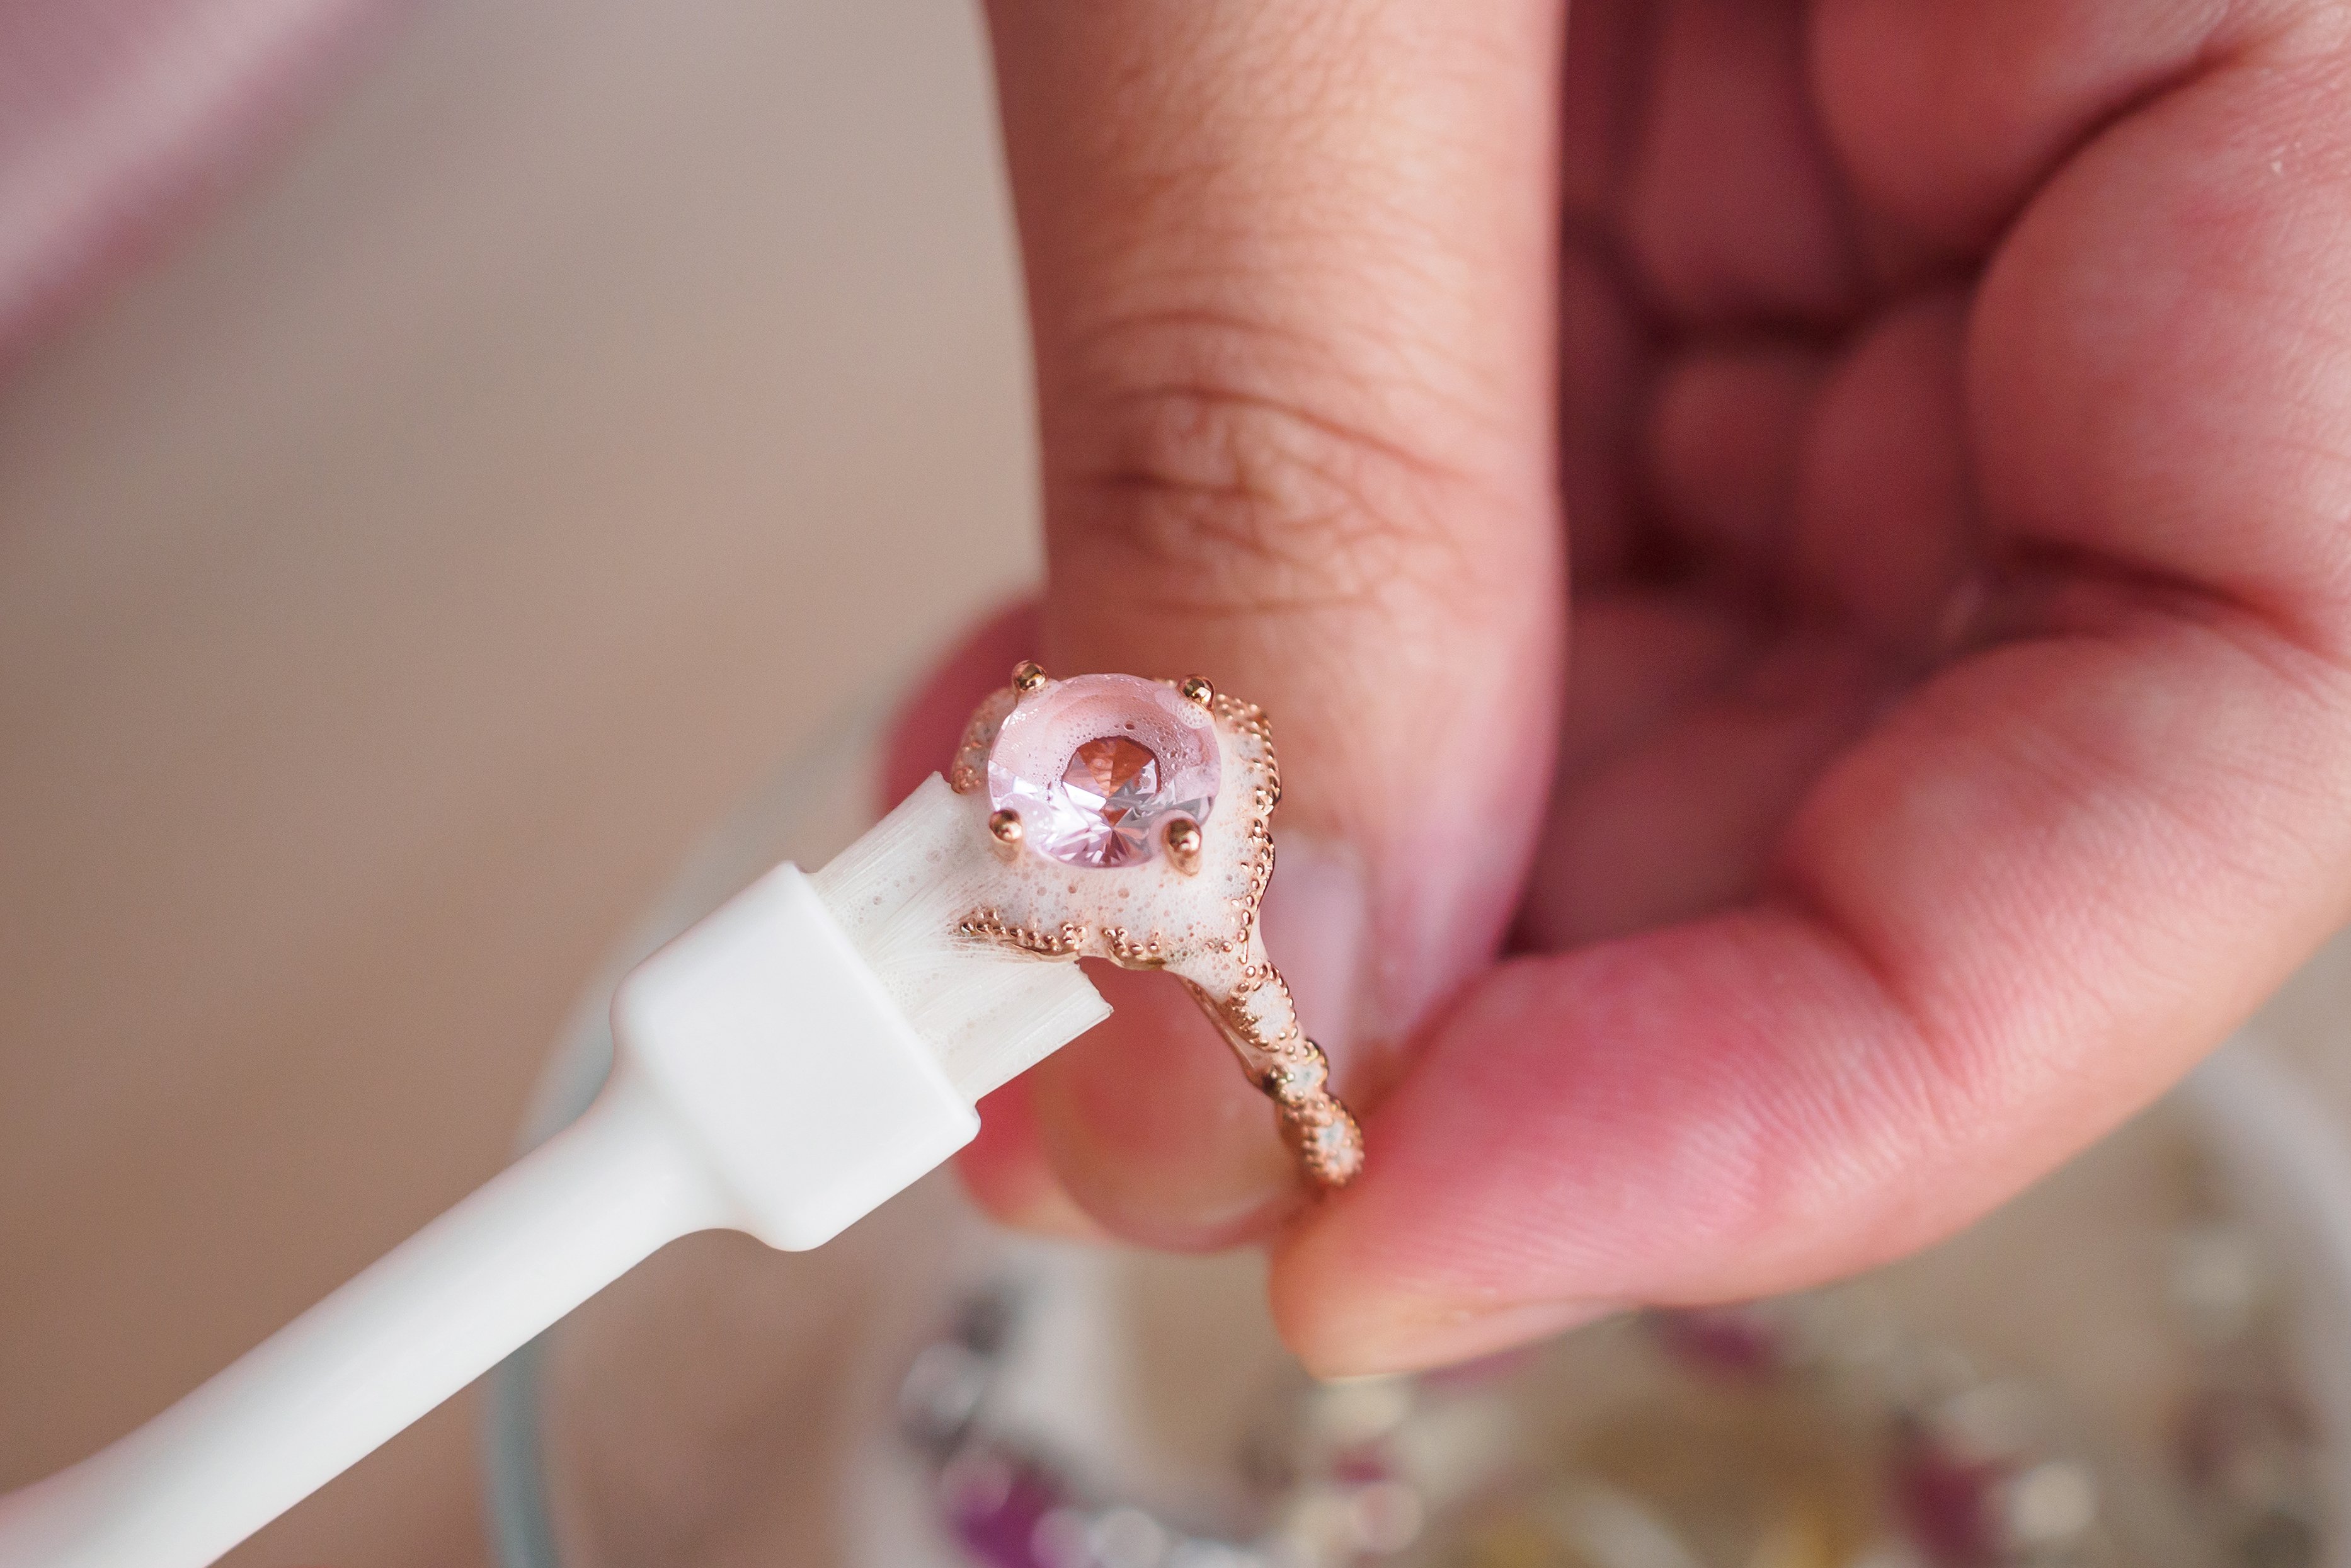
[0,1072,729,1568]
[0,845,1079,1568]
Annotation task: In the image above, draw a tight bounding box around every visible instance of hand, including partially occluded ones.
[892,0,2351,1375]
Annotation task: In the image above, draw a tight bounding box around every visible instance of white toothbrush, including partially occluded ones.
[0,665,1358,1568]
[0,775,1107,1568]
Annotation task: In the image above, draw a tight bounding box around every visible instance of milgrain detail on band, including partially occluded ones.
[948,668,1363,1188]
[949,685,1015,796]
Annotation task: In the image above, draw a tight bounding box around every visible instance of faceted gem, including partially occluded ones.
[1067,735,1158,803]
[1056,737,1162,866]
[986,673,1219,869]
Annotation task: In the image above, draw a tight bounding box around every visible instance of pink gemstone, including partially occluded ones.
[1066,735,1158,802]
[987,673,1218,869]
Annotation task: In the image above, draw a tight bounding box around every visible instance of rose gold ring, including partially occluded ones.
[947,663,1363,1189]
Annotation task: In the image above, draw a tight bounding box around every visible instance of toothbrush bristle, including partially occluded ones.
[810,776,1109,1102]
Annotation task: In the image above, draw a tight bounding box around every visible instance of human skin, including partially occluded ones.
[889,0,2351,1377]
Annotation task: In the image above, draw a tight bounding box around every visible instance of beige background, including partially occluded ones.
[5,3,2350,1567]
[0,0,1036,1562]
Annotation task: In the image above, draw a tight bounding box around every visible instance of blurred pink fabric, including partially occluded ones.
[0,0,406,363]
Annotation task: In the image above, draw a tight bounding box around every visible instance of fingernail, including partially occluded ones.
[956,1084,1111,1243]
[1298,1295,1626,1378]
[956,1148,1112,1242]
[1259,833,1370,1080]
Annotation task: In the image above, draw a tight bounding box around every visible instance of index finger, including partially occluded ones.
[984,0,1570,1240]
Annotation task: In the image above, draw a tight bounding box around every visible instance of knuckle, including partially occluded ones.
[1051,320,1485,616]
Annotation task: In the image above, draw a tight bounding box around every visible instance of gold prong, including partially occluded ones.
[1164,818,1202,875]
[1177,674,1214,707]
[1011,660,1048,693]
[988,809,1024,860]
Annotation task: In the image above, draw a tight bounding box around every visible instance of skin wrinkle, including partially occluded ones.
[1089,377,1489,500]
[2092,569,2351,697]
[1058,196,1540,426]
[1046,287,1538,619]
[1986,500,2351,681]
[1686,950,1913,1243]
[1056,402,1495,619]
[2110,617,2351,859]
[1772,790,2103,1134]
[1747,905,1974,1211]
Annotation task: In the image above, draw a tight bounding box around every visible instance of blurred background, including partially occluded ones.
[0,0,1034,1561]
[9,3,2351,1567]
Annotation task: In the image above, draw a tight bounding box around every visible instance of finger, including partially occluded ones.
[1788,290,1977,647]
[1522,623,1880,948]
[987,0,1567,1235]
[1620,0,1865,327]
[1644,341,1828,571]
[1557,0,1654,585]
[1553,593,1756,782]
[1559,241,1648,581]
[1641,290,1980,648]
[1028,963,1299,1248]
[1274,9,2351,1373]
[1636,291,1984,639]
[1814,0,2320,251]
[958,1074,1108,1243]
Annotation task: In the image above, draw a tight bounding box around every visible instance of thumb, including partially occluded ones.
[984,0,1567,1242]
